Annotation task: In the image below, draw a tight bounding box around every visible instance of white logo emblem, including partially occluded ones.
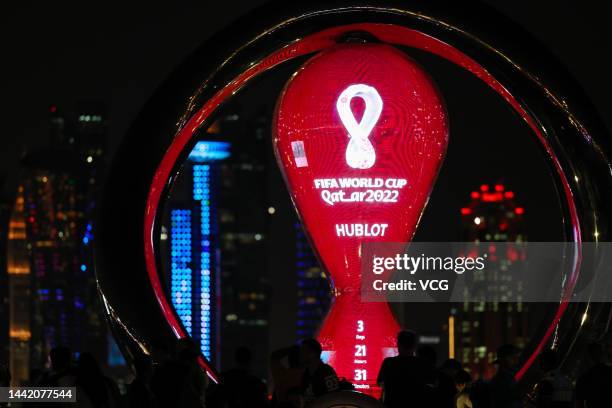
[336,84,383,169]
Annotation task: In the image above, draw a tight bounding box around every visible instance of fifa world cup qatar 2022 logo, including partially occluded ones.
[273,43,449,394]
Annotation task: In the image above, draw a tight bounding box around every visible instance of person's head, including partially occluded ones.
[151,339,171,362]
[235,346,252,368]
[454,369,472,393]
[300,338,322,365]
[76,353,103,379]
[30,368,42,384]
[176,337,199,362]
[397,330,417,356]
[282,386,304,408]
[0,364,11,387]
[587,342,604,364]
[440,358,462,376]
[76,353,107,404]
[49,346,72,372]
[417,345,437,368]
[539,349,559,372]
[495,344,520,371]
[133,353,153,379]
[288,345,301,369]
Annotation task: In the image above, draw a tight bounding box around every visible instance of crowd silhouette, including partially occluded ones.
[3,330,612,407]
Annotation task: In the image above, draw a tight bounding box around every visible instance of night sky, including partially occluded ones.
[0,0,609,251]
[2,1,611,210]
[0,0,608,246]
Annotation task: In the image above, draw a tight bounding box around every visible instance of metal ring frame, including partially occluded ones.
[96,0,612,389]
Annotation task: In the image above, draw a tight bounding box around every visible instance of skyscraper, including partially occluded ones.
[162,110,272,375]
[0,179,10,365]
[216,111,274,376]
[453,183,528,378]
[166,140,231,365]
[75,101,107,162]
[7,104,109,379]
[6,186,30,385]
[295,223,331,340]
[159,104,333,378]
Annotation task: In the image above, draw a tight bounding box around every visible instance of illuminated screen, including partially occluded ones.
[170,141,230,361]
[170,209,193,335]
[274,43,449,394]
[194,164,212,359]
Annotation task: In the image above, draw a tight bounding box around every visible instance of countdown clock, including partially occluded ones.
[273,43,448,393]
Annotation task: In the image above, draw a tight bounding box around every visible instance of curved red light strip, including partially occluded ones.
[143,22,582,381]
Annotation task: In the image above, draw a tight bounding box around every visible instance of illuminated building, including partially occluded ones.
[6,187,31,385]
[161,110,272,375]
[0,182,9,364]
[76,101,107,162]
[9,105,109,374]
[170,209,193,336]
[295,223,331,340]
[454,183,528,378]
[217,112,270,376]
[166,141,230,363]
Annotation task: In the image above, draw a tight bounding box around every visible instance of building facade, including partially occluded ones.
[7,104,109,382]
[7,187,31,385]
[160,106,333,377]
[162,110,272,375]
[295,223,331,341]
[453,183,528,378]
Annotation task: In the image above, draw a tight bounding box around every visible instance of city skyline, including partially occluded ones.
[0,69,587,383]
[0,4,610,407]
[3,102,114,385]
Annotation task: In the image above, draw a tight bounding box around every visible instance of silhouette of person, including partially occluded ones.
[454,369,473,408]
[218,346,267,408]
[527,349,571,408]
[489,344,521,408]
[270,345,304,406]
[574,342,612,408]
[0,364,10,387]
[37,346,76,387]
[0,365,10,408]
[151,338,208,408]
[299,338,339,404]
[177,338,209,407]
[75,352,122,408]
[438,359,463,408]
[126,353,154,408]
[282,387,305,408]
[377,330,429,408]
[417,345,439,402]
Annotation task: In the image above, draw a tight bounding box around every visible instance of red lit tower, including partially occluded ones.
[454,183,529,378]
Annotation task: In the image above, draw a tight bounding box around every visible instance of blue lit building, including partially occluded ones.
[170,209,193,335]
[162,110,271,378]
[295,223,332,340]
[169,140,230,364]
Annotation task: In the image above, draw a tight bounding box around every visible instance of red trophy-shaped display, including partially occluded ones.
[273,43,449,395]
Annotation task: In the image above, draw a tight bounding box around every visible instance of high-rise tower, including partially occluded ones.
[453,184,528,378]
